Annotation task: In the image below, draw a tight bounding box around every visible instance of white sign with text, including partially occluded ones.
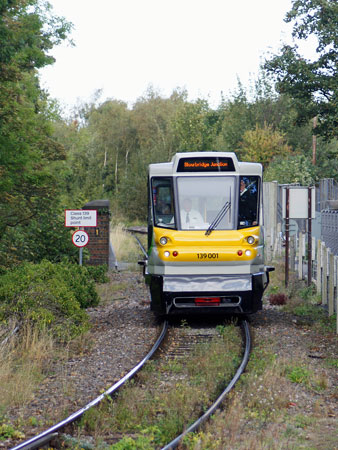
[65,210,97,227]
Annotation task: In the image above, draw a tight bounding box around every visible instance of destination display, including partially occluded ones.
[177,157,235,172]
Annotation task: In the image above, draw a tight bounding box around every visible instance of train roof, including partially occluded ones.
[149,152,262,176]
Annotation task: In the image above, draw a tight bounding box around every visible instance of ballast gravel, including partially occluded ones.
[3,268,338,449]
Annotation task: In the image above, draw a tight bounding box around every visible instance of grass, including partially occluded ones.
[265,260,336,333]
[110,223,144,263]
[182,339,336,449]
[0,322,54,410]
[76,323,243,448]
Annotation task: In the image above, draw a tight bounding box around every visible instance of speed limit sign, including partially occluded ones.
[72,230,89,247]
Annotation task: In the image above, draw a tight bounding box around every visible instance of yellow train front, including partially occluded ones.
[145,152,273,316]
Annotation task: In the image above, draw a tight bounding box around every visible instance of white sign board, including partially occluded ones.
[72,230,89,247]
[65,210,97,227]
[282,187,315,219]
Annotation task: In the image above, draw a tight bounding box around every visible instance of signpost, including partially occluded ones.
[65,210,97,265]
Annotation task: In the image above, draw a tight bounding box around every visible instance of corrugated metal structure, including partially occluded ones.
[320,179,338,257]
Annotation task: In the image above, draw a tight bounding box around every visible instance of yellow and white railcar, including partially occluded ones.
[145,152,273,316]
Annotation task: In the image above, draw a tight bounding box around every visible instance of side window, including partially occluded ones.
[238,176,259,228]
[152,177,175,228]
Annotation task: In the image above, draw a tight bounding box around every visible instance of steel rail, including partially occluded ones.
[161,319,251,450]
[12,320,169,450]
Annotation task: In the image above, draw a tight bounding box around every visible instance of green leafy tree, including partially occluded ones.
[264,0,338,140]
[173,98,219,152]
[239,124,292,168]
[265,154,317,184]
[0,0,72,240]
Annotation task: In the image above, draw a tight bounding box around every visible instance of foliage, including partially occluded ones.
[265,153,317,184]
[0,260,100,340]
[173,98,219,152]
[0,209,79,268]
[0,0,73,238]
[238,123,292,168]
[264,0,338,140]
[0,423,25,441]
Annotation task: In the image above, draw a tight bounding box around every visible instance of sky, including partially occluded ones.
[39,0,312,111]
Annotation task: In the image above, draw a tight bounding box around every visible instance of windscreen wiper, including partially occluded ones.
[205,201,231,236]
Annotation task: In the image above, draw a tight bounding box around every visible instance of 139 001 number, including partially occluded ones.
[197,253,219,259]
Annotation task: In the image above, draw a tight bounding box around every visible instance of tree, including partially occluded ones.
[0,0,72,238]
[173,98,219,152]
[264,0,338,140]
[265,154,317,184]
[239,124,292,168]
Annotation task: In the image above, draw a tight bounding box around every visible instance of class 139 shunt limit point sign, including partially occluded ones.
[65,210,97,228]
[65,210,97,256]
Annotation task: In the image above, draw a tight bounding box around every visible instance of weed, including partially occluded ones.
[325,358,338,369]
[285,365,310,384]
[0,423,25,440]
[76,325,242,447]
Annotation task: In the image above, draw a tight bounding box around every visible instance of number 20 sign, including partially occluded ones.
[72,230,89,248]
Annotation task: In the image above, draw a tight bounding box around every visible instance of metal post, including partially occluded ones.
[79,226,83,266]
[308,187,312,286]
[285,187,289,287]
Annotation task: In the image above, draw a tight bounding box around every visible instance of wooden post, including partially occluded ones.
[316,239,322,294]
[298,231,303,280]
[329,251,334,316]
[285,187,290,287]
[335,255,338,334]
[322,245,328,305]
[290,235,295,272]
[307,187,312,286]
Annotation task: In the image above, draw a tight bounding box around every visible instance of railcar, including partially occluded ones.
[144,152,274,316]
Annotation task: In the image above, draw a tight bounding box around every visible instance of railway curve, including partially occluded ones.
[11,321,169,450]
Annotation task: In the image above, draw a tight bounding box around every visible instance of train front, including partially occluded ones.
[145,152,272,316]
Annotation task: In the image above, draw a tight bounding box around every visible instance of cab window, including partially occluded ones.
[238,176,260,228]
[151,177,175,228]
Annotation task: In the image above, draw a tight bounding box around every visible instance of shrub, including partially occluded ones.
[0,261,100,341]
[268,293,288,305]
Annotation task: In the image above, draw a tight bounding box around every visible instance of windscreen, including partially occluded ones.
[177,176,236,230]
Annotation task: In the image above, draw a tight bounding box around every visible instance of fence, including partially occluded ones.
[264,180,338,333]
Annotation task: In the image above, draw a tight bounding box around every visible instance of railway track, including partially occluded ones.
[11,321,168,450]
[11,318,251,450]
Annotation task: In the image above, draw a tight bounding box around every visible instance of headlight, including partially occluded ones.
[245,250,252,256]
[160,237,168,245]
[247,236,255,245]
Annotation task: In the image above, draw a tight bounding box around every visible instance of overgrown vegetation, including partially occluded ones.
[75,324,242,448]
[0,260,101,341]
[266,260,336,333]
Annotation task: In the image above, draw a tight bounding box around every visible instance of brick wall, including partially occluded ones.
[83,200,110,266]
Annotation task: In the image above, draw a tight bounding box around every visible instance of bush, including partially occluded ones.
[86,264,109,283]
[0,261,101,341]
[268,293,288,305]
